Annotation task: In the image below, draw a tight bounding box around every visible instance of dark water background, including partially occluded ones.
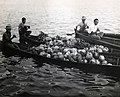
[0,0,120,97]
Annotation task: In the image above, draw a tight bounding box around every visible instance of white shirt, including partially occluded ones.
[88,24,99,34]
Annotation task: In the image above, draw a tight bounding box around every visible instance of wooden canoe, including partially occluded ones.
[21,31,120,58]
[24,30,120,51]
[75,30,120,50]
[0,41,120,78]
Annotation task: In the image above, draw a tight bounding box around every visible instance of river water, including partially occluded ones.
[0,0,120,97]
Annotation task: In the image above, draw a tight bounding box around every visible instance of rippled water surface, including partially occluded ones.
[0,0,120,97]
[0,0,120,37]
[0,54,120,97]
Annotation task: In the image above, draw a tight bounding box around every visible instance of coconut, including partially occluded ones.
[39,44,44,47]
[93,46,97,51]
[86,52,93,60]
[65,59,69,61]
[71,48,77,55]
[53,55,59,59]
[89,47,95,51]
[78,49,82,53]
[46,54,51,58]
[95,59,100,64]
[102,60,107,65]
[99,55,105,62]
[39,51,46,56]
[99,45,104,49]
[83,59,88,63]
[94,52,99,59]
[58,54,64,60]
[38,46,45,51]
[47,47,53,54]
[54,46,59,50]
[84,47,89,51]
[66,51,71,56]
[63,48,70,53]
[90,58,96,64]
[57,52,63,56]
[97,48,103,53]
[80,49,86,56]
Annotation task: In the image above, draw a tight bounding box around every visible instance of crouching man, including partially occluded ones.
[2,24,19,48]
[88,18,104,39]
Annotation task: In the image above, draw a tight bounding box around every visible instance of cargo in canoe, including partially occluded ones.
[23,31,48,46]
[24,30,120,54]
[22,31,120,58]
[0,41,120,78]
[23,34,46,46]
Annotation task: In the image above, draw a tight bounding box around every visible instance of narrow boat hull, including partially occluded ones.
[1,41,120,78]
[75,30,120,50]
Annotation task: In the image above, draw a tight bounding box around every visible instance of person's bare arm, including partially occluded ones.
[11,35,16,40]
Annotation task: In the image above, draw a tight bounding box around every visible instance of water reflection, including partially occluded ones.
[0,53,120,97]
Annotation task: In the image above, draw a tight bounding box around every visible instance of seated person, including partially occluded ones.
[2,24,19,48]
[76,16,89,35]
[88,18,104,39]
[18,17,30,43]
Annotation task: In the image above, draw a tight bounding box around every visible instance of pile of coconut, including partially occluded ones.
[29,35,112,65]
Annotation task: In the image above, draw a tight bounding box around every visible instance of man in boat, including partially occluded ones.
[76,16,89,35]
[88,18,104,39]
[18,17,31,44]
[2,24,19,48]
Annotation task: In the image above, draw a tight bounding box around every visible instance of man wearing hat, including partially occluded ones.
[76,16,89,35]
[2,24,17,47]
